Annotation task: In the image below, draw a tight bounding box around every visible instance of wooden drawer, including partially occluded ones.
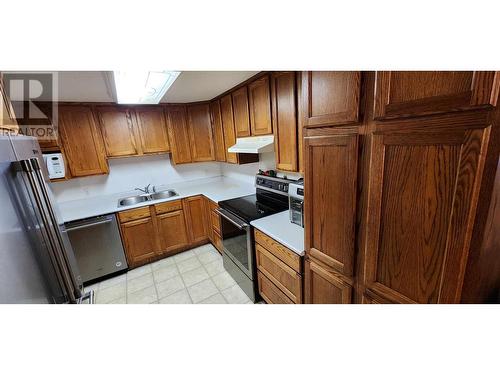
[118,206,151,223]
[155,199,183,215]
[211,209,221,234]
[255,243,302,303]
[255,229,301,273]
[258,271,294,304]
[208,199,219,212]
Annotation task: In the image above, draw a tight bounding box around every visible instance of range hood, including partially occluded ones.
[228,135,274,154]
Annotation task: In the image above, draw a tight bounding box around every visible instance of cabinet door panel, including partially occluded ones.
[220,94,238,163]
[374,71,500,119]
[96,106,138,157]
[186,103,215,162]
[304,260,352,304]
[364,124,490,303]
[304,132,358,276]
[166,105,192,164]
[271,72,298,171]
[157,210,190,255]
[121,217,158,267]
[232,86,251,137]
[301,71,361,127]
[249,75,272,135]
[183,196,208,245]
[210,100,226,162]
[135,107,170,154]
[58,106,108,177]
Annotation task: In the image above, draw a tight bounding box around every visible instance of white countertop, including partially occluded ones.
[250,210,305,256]
[58,176,255,223]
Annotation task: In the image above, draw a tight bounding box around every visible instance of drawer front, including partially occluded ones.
[255,229,301,272]
[118,206,151,223]
[256,244,302,303]
[258,271,294,304]
[211,210,221,234]
[208,199,218,212]
[155,200,183,215]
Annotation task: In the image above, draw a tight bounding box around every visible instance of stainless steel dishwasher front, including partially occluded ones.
[65,214,128,283]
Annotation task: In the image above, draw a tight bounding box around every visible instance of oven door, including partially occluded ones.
[217,208,253,279]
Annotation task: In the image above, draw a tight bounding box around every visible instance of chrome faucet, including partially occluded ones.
[135,184,151,195]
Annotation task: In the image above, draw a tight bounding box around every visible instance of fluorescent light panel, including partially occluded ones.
[113,70,180,104]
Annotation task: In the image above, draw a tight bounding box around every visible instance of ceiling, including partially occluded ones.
[51,71,258,103]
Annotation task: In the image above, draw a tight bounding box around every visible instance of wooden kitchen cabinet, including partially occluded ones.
[304,131,358,276]
[156,209,190,255]
[232,86,251,137]
[183,195,209,246]
[0,75,19,134]
[220,94,238,163]
[374,71,500,120]
[134,106,170,154]
[120,216,159,268]
[186,103,215,162]
[210,100,226,162]
[166,105,193,164]
[362,120,491,304]
[207,198,223,253]
[305,260,352,304]
[58,105,109,177]
[96,106,139,157]
[271,72,298,171]
[248,75,273,135]
[301,71,361,128]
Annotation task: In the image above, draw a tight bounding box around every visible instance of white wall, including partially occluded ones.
[51,154,222,203]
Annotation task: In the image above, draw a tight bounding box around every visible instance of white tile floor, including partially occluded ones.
[86,244,253,304]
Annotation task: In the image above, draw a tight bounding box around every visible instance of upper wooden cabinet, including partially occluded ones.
[232,86,251,137]
[248,75,273,135]
[374,71,500,120]
[183,195,208,246]
[210,100,226,162]
[165,105,193,164]
[301,71,361,128]
[186,103,215,162]
[58,106,108,177]
[304,131,358,276]
[134,107,170,154]
[271,72,298,172]
[220,94,238,164]
[363,120,491,304]
[0,77,18,133]
[96,106,139,157]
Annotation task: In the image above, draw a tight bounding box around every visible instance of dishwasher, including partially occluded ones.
[65,214,128,284]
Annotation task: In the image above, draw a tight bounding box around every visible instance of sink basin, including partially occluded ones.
[118,195,149,207]
[150,189,178,200]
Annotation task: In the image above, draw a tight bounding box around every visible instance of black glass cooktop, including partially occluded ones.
[218,191,289,222]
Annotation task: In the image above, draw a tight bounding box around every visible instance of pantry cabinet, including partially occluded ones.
[134,106,170,154]
[165,105,193,164]
[232,86,251,137]
[248,75,273,135]
[210,100,226,162]
[58,105,108,177]
[271,72,298,172]
[182,195,209,246]
[374,71,500,120]
[301,71,361,128]
[186,103,215,162]
[96,106,139,157]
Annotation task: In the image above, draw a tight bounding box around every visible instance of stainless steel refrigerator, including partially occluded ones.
[0,135,90,303]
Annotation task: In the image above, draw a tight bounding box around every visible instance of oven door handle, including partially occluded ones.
[217,209,249,230]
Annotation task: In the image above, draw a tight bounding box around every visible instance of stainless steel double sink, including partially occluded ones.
[118,189,178,207]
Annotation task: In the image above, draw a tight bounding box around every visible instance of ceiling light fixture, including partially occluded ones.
[113,70,180,104]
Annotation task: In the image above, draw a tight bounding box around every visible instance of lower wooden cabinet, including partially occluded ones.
[183,195,209,246]
[156,210,190,255]
[120,216,159,267]
[304,260,352,304]
[258,271,294,304]
[206,198,223,253]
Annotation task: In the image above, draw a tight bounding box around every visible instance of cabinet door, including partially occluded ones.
[134,107,170,154]
[301,71,361,128]
[304,260,352,304]
[183,195,208,245]
[271,72,298,171]
[0,76,18,133]
[249,75,272,135]
[232,86,251,137]
[220,94,238,163]
[363,123,491,303]
[210,100,226,162]
[156,210,190,255]
[374,71,500,120]
[186,103,215,162]
[120,217,158,267]
[58,106,109,177]
[96,106,139,157]
[304,132,358,276]
[165,105,192,164]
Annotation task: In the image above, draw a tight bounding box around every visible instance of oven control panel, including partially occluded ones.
[255,175,293,195]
